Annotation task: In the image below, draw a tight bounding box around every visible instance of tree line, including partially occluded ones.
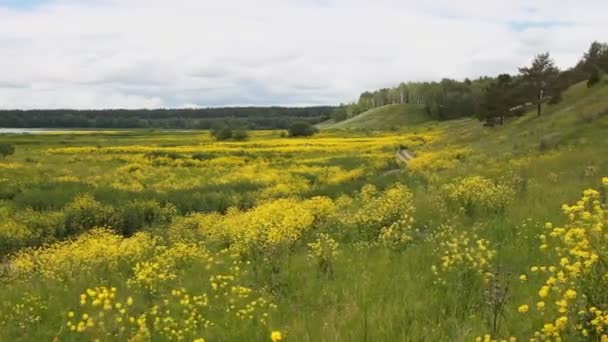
[0,107,333,130]
[333,41,608,125]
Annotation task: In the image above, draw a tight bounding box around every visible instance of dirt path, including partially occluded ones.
[396,149,415,164]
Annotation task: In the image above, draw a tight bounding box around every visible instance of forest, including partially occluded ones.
[333,41,608,125]
[0,107,333,129]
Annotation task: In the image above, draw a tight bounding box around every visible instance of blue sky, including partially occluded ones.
[0,0,49,9]
[0,0,605,109]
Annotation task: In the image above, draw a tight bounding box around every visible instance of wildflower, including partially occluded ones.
[271,330,283,342]
[564,289,577,300]
[537,301,545,310]
[538,286,550,298]
[518,304,529,314]
[519,274,527,282]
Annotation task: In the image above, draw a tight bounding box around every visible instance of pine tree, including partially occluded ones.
[518,53,559,116]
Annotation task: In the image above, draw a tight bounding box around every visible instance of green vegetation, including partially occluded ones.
[0,143,15,158]
[321,104,430,130]
[0,106,333,130]
[340,41,608,127]
[1,42,608,342]
[288,122,318,137]
[0,78,606,340]
[588,65,603,87]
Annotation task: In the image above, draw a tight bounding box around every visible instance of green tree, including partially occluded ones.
[398,83,409,104]
[588,65,603,88]
[480,74,516,125]
[518,52,560,116]
[0,144,15,159]
[331,106,348,122]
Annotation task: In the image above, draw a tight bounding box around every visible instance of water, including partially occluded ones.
[0,128,59,134]
[0,128,205,134]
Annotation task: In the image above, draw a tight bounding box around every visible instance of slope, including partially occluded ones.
[320,104,431,130]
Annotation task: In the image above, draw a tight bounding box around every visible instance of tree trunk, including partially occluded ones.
[537,88,544,116]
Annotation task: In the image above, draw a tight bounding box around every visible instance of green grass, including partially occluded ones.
[319,104,431,130]
[0,80,608,341]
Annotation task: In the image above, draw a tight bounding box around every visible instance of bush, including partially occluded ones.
[232,130,249,141]
[63,194,117,236]
[15,209,65,242]
[211,127,233,141]
[144,151,183,160]
[191,153,214,161]
[549,91,563,104]
[539,132,562,151]
[0,207,36,254]
[288,122,318,137]
[0,144,15,159]
[117,200,176,236]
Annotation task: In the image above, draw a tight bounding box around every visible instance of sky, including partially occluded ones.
[0,0,606,109]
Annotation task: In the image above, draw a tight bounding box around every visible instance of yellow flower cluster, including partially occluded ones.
[407,147,472,177]
[514,178,608,340]
[7,228,159,282]
[308,233,340,276]
[430,225,496,284]
[442,176,514,215]
[342,183,416,247]
[195,196,335,259]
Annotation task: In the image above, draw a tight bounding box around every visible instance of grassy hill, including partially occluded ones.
[319,103,431,130]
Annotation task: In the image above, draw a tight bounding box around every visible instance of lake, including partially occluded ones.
[0,128,71,134]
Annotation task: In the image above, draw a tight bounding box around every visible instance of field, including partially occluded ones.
[0,80,608,341]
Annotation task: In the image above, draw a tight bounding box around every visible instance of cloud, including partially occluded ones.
[0,0,606,109]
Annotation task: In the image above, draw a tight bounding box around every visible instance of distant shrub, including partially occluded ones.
[144,151,183,160]
[0,143,15,159]
[15,209,65,242]
[539,132,562,151]
[549,91,563,104]
[191,152,214,161]
[232,130,249,141]
[13,181,92,211]
[211,127,233,141]
[0,180,21,200]
[279,131,287,138]
[288,122,318,137]
[0,207,36,254]
[117,200,176,236]
[577,111,595,124]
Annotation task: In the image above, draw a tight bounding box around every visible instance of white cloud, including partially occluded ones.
[0,0,606,109]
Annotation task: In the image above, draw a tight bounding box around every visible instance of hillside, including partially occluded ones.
[320,103,431,130]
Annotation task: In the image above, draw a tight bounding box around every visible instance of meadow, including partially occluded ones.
[0,80,607,341]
